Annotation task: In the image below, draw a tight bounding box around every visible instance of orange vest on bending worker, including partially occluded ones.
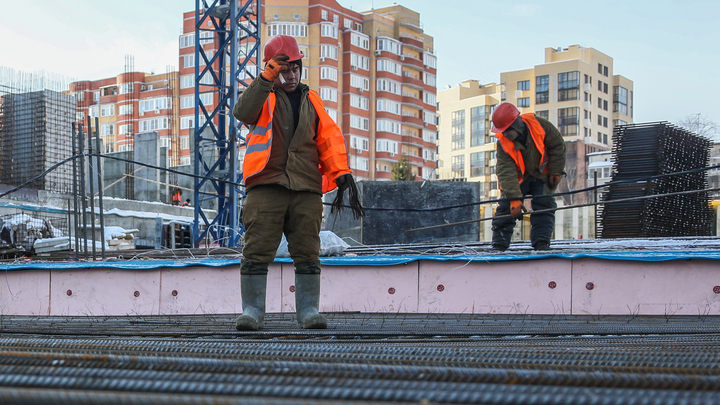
[242,90,351,193]
[496,113,548,183]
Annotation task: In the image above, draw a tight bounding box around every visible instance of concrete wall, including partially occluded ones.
[325,181,481,245]
[2,257,719,316]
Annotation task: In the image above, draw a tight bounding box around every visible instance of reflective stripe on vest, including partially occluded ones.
[496,113,548,183]
[242,90,351,193]
[243,95,276,183]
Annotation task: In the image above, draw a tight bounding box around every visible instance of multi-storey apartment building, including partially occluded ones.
[254,0,438,180]
[437,45,633,203]
[70,1,437,181]
[68,71,182,164]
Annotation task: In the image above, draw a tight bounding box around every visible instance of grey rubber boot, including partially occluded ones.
[294,273,327,329]
[236,274,267,331]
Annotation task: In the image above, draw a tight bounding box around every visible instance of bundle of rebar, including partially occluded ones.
[601,122,712,238]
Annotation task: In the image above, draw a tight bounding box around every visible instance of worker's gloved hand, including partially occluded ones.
[510,200,527,219]
[261,54,289,82]
[336,173,350,192]
[548,175,562,188]
[331,174,365,220]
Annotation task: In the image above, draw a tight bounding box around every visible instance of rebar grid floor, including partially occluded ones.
[1,313,720,404]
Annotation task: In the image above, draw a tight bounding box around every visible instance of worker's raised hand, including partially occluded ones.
[261,54,289,81]
[510,200,527,219]
[548,174,562,188]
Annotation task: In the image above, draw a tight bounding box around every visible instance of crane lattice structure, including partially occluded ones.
[193,0,261,247]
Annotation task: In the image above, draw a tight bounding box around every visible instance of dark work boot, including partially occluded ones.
[236,272,267,331]
[294,273,327,329]
[533,241,551,251]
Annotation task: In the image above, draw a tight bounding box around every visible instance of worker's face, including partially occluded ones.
[274,62,301,93]
[503,118,525,141]
[503,128,520,141]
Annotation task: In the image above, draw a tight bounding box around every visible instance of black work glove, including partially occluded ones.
[331,174,365,220]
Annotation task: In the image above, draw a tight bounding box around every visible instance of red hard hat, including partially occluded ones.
[491,103,521,133]
[263,35,304,62]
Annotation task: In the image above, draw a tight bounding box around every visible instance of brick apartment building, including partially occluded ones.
[69,0,439,181]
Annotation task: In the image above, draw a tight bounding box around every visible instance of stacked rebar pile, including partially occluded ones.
[601,122,712,238]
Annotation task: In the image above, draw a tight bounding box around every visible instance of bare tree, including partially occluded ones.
[678,113,719,140]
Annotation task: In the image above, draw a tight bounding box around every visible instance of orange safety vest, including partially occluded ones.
[243,90,351,193]
[496,113,549,183]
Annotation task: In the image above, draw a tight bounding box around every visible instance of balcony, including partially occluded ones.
[401,55,424,69]
[402,95,423,108]
[399,36,423,50]
[401,114,423,127]
[401,74,424,88]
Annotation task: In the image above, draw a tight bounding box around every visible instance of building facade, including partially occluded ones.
[255,0,438,180]
[69,1,437,182]
[437,45,634,203]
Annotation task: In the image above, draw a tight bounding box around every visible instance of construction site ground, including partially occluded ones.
[1,313,720,404]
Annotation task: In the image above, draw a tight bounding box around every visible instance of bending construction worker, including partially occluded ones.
[233,35,363,330]
[491,102,566,251]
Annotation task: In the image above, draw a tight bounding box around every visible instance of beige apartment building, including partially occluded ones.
[437,45,634,203]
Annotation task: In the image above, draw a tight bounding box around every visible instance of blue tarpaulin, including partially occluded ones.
[2,250,719,271]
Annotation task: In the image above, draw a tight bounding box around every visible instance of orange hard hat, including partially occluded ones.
[491,102,521,133]
[263,35,304,62]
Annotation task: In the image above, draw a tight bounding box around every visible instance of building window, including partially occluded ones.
[603,133,608,144]
[603,100,608,111]
[598,63,603,74]
[557,107,579,136]
[598,115,603,126]
[517,97,530,108]
[376,139,399,154]
[350,53,369,70]
[266,23,308,38]
[321,23,338,39]
[423,72,436,87]
[557,71,579,101]
[100,124,114,136]
[376,99,401,115]
[535,75,549,104]
[423,92,436,106]
[470,106,489,147]
[351,74,370,91]
[377,38,401,55]
[377,59,402,75]
[350,135,370,151]
[598,80,603,92]
[183,54,194,68]
[350,94,369,110]
[376,119,401,135]
[451,155,465,177]
[320,67,338,81]
[320,44,338,60]
[118,104,133,116]
[597,131,602,142]
[614,86,629,115]
[603,117,608,128]
[603,82,608,94]
[350,115,369,131]
[598,97,602,108]
[377,78,401,95]
[100,104,115,117]
[535,110,549,120]
[470,152,485,177]
[319,87,337,102]
[321,10,328,20]
[517,80,530,91]
[350,32,370,50]
[604,66,608,77]
[451,110,465,150]
[179,33,195,48]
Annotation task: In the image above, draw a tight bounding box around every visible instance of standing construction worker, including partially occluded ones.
[491,102,566,251]
[233,35,363,330]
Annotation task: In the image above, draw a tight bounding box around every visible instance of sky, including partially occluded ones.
[1,0,719,127]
